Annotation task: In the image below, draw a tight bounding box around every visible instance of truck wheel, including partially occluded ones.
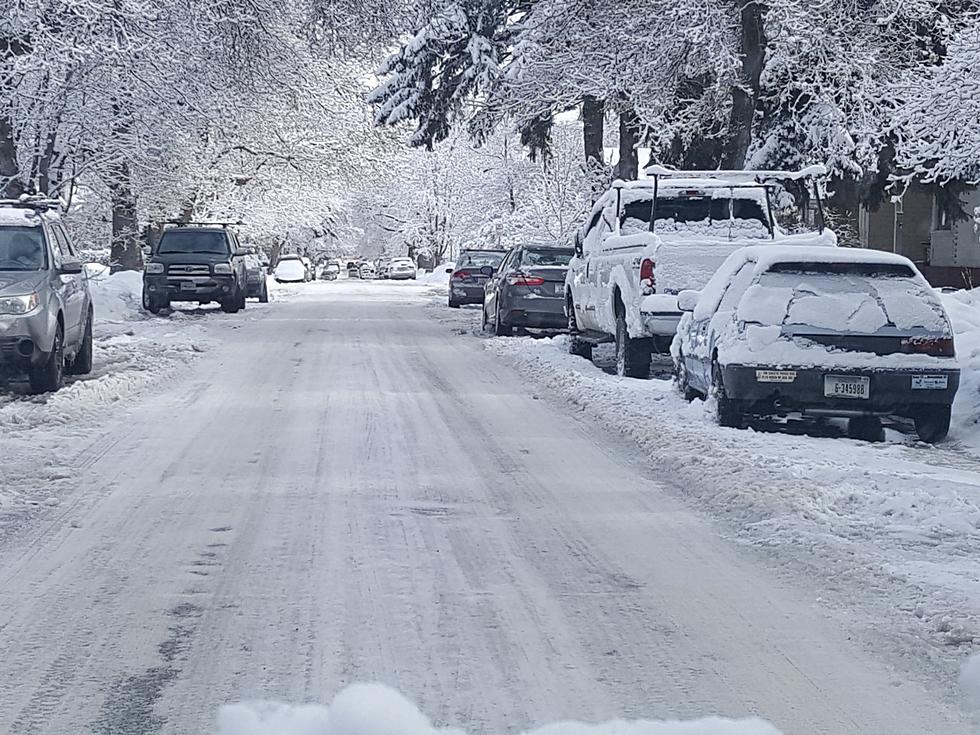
[30,324,65,394]
[913,405,951,443]
[449,299,460,309]
[712,361,743,428]
[615,312,651,378]
[67,310,94,376]
[567,299,593,360]
[221,293,241,313]
[848,416,885,443]
[142,290,168,315]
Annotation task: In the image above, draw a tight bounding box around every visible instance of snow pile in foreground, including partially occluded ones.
[85,263,144,322]
[217,684,781,735]
[943,289,980,446]
[417,262,455,287]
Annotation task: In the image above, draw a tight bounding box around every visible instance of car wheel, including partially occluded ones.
[30,323,65,394]
[481,303,489,331]
[494,304,512,337]
[712,360,743,428]
[221,290,241,313]
[615,312,651,378]
[142,289,168,315]
[848,415,885,443]
[67,309,94,376]
[259,282,269,303]
[675,351,700,402]
[449,299,460,309]
[567,298,593,360]
[913,405,951,443]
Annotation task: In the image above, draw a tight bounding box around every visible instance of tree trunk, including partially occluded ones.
[0,36,30,198]
[722,0,767,168]
[614,108,641,181]
[109,160,143,272]
[582,96,605,197]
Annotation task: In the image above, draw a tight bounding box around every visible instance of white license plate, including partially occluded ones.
[180,281,196,291]
[756,370,796,383]
[824,375,870,399]
[554,283,563,295]
[912,375,948,390]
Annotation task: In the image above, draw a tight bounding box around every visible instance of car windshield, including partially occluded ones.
[457,251,504,268]
[0,226,46,271]
[157,230,229,255]
[522,249,573,266]
[741,262,945,332]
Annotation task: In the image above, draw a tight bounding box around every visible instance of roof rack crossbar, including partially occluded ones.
[644,164,827,182]
[163,220,243,228]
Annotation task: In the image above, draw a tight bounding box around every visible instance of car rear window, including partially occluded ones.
[158,230,229,255]
[457,251,504,268]
[766,261,915,278]
[522,249,573,266]
[620,195,770,235]
[0,226,46,271]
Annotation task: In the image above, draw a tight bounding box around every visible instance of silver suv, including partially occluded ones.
[0,197,93,393]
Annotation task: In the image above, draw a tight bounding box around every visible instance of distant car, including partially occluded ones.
[0,197,93,393]
[321,262,341,280]
[482,246,574,335]
[377,259,391,279]
[144,224,249,314]
[389,258,417,280]
[359,263,377,279]
[673,245,960,442]
[274,255,307,283]
[448,249,505,307]
[244,253,270,302]
[347,261,361,279]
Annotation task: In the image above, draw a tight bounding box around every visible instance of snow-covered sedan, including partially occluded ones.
[274,255,308,283]
[673,246,959,442]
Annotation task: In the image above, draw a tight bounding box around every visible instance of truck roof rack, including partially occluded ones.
[163,220,244,228]
[0,194,63,212]
[643,164,827,182]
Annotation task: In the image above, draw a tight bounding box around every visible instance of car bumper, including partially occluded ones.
[0,311,54,367]
[640,310,682,338]
[721,364,960,416]
[501,295,566,329]
[450,284,486,303]
[145,274,236,302]
[390,272,416,280]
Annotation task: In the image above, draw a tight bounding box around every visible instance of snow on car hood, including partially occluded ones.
[275,261,306,278]
[0,271,45,294]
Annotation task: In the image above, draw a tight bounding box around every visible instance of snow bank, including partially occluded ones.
[943,289,980,445]
[85,263,143,322]
[216,684,781,735]
[417,262,455,287]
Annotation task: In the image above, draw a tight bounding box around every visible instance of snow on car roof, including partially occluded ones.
[0,207,51,226]
[740,244,918,272]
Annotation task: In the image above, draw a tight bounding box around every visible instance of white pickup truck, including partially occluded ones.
[564,166,837,377]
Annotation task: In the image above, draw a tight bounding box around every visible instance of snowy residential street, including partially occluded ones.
[0,279,977,734]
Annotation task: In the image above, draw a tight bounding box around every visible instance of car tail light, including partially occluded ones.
[640,258,656,295]
[452,270,471,280]
[901,337,955,357]
[508,273,545,286]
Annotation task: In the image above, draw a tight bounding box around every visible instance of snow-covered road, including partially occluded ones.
[0,280,972,734]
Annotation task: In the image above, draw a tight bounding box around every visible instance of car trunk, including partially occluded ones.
[512,266,567,298]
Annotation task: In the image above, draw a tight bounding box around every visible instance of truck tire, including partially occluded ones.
[615,312,651,378]
[913,405,951,443]
[142,290,168,315]
[567,299,593,360]
[30,323,65,394]
[848,416,885,442]
[67,310,94,376]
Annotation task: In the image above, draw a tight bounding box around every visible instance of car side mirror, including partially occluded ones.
[480,266,495,277]
[60,258,84,275]
[445,267,453,274]
[677,289,700,312]
[573,232,583,257]
[233,248,250,257]
[142,245,152,258]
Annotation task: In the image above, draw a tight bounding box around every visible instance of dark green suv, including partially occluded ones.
[142,225,249,314]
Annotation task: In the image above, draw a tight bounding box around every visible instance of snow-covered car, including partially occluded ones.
[673,245,960,442]
[321,261,341,280]
[448,249,506,307]
[0,197,93,393]
[274,255,307,283]
[482,245,574,334]
[359,263,377,279]
[565,166,836,378]
[388,258,417,280]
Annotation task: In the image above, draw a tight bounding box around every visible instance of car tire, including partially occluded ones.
[481,303,489,331]
[712,360,743,428]
[567,298,593,360]
[449,299,460,309]
[848,415,885,442]
[67,310,94,376]
[259,282,269,303]
[913,405,951,443]
[142,289,168,315]
[675,351,700,402]
[615,312,651,378]
[30,323,65,394]
[494,304,513,337]
[221,289,242,313]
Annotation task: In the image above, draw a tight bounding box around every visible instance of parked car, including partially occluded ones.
[565,166,836,377]
[244,253,270,302]
[274,255,308,283]
[359,262,377,279]
[377,259,391,279]
[321,261,341,280]
[389,258,417,280]
[0,197,93,393]
[448,249,506,307]
[482,245,574,335]
[673,245,959,442]
[347,260,362,279]
[143,224,249,313]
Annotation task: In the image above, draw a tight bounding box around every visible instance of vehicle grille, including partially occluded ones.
[168,264,210,277]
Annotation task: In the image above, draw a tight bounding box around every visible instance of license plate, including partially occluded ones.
[554,283,563,295]
[756,370,796,383]
[180,281,196,291]
[824,375,870,399]
[912,375,948,390]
